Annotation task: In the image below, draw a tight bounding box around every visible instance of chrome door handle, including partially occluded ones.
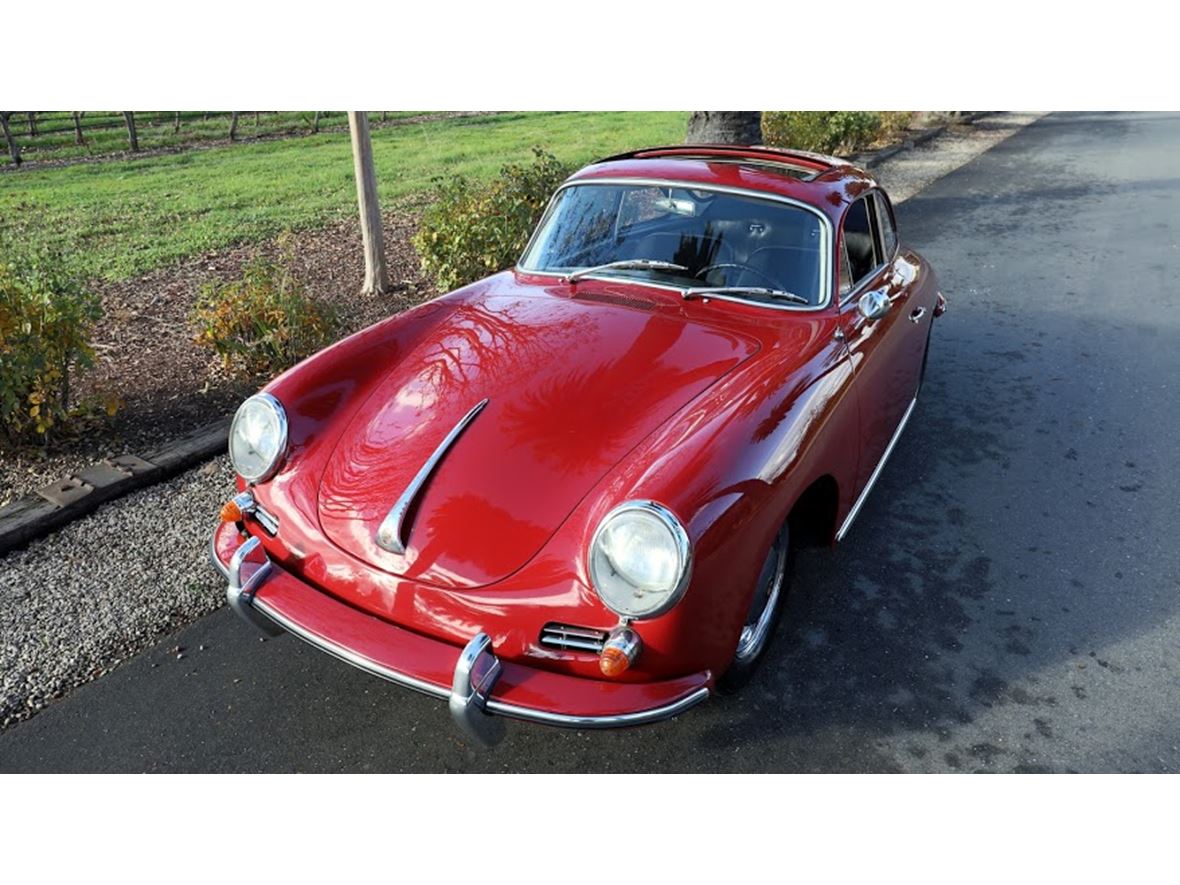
[909,307,926,323]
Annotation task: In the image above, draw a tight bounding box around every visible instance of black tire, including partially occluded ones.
[717,521,794,693]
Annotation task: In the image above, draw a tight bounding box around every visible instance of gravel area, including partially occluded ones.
[0,112,1047,733]
[869,112,1047,202]
[0,457,235,729]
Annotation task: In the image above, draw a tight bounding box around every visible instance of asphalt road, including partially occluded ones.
[3,112,1178,772]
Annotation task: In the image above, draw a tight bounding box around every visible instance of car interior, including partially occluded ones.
[603,191,825,304]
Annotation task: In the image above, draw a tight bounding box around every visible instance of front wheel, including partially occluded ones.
[718,521,793,692]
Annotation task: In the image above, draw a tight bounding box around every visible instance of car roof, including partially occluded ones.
[568,144,882,221]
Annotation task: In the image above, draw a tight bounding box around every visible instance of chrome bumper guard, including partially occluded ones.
[449,632,507,746]
[226,536,284,637]
[215,534,708,745]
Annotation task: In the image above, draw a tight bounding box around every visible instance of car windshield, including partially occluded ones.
[519,183,827,307]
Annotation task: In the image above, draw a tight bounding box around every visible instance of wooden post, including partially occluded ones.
[173,111,181,134]
[229,112,239,141]
[73,112,85,144]
[312,111,321,134]
[27,112,37,137]
[123,112,139,151]
[0,113,21,165]
[348,112,390,295]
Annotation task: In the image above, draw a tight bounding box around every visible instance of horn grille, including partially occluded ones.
[539,623,610,653]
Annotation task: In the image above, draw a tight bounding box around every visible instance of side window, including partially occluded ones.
[839,241,854,299]
[875,191,898,257]
[840,195,879,296]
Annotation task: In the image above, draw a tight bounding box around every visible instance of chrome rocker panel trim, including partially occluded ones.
[218,533,709,744]
[836,395,918,542]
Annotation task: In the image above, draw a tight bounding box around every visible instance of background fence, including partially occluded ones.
[0,112,421,167]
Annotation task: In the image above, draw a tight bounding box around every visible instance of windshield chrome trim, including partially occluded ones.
[517,177,834,312]
[683,290,809,311]
[375,398,490,556]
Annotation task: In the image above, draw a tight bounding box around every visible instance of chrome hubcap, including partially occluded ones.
[734,529,788,665]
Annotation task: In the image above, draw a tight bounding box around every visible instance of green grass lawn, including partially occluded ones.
[0,112,687,282]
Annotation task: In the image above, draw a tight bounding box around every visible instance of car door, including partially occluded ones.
[872,190,929,403]
[836,191,922,497]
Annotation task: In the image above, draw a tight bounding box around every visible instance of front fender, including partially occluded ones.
[559,311,860,677]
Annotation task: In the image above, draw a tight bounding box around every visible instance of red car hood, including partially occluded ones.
[316,288,759,589]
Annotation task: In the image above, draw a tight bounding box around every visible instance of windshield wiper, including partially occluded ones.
[683,286,810,306]
[564,259,688,284]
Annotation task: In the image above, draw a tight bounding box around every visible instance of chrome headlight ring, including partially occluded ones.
[587,500,693,620]
[228,392,288,485]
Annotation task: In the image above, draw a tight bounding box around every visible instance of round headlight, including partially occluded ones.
[588,501,691,619]
[229,393,288,484]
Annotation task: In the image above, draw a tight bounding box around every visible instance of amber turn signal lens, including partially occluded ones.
[599,627,642,677]
[600,646,631,677]
[220,499,243,523]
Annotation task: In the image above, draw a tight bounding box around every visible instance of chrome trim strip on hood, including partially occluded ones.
[375,398,490,555]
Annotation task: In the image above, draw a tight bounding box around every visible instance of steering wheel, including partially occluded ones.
[694,263,781,290]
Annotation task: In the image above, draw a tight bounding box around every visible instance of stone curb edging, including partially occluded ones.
[0,112,1000,558]
[856,125,946,167]
[849,112,992,169]
[0,418,230,556]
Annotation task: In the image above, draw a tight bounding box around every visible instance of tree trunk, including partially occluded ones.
[0,113,20,165]
[27,112,37,137]
[73,111,85,143]
[123,112,139,151]
[312,111,321,134]
[685,111,763,145]
[380,111,387,122]
[347,111,390,296]
[229,112,239,141]
[173,111,181,134]
[254,111,260,126]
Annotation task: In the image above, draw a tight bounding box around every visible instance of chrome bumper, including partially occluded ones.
[214,534,709,745]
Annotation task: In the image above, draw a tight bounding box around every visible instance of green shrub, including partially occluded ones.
[413,148,573,290]
[192,237,339,380]
[876,111,916,144]
[761,112,883,155]
[0,246,103,444]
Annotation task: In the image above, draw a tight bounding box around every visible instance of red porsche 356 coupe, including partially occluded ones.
[210,143,945,743]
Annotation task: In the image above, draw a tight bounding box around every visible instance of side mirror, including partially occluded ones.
[857,289,891,321]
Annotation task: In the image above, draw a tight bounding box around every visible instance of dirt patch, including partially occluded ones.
[0,208,440,506]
